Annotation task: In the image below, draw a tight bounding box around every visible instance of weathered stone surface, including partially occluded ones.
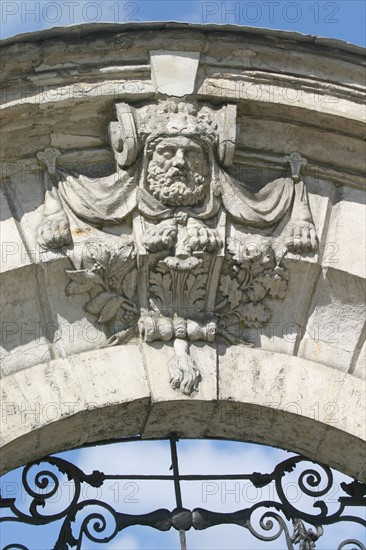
[0,23,364,481]
[298,269,365,372]
[150,50,200,96]
[0,189,33,273]
[0,346,151,472]
[323,186,366,279]
[1,345,364,480]
[215,346,365,477]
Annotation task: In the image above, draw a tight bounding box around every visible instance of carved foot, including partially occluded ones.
[38,212,72,249]
[169,339,200,395]
[285,220,317,254]
[186,219,222,254]
[142,219,177,253]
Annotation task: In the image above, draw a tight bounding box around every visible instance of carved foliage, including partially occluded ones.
[215,237,288,341]
[37,99,319,395]
[149,260,208,318]
[66,241,139,342]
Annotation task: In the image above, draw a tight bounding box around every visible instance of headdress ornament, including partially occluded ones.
[109,99,237,168]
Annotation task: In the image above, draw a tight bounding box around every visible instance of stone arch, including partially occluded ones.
[0,23,365,483]
[1,344,364,480]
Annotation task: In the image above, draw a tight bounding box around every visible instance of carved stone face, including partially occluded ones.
[146,136,208,207]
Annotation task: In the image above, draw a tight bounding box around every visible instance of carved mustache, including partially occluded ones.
[166,167,188,181]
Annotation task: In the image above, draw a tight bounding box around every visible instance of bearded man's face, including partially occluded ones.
[146,136,208,207]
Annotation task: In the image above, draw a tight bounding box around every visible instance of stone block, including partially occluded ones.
[0,264,52,376]
[150,50,200,96]
[323,186,366,278]
[298,269,365,371]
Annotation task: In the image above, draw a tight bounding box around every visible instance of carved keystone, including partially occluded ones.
[150,50,200,96]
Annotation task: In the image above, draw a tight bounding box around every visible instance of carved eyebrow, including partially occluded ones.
[156,144,175,151]
[155,141,203,154]
[186,145,202,152]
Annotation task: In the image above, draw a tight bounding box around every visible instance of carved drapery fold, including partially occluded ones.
[37,99,318,394]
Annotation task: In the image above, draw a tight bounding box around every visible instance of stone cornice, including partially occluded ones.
[1,22,365,57]
[0,25,365,480]
[1,24,364,183]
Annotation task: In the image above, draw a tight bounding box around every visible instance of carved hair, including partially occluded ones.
[110,99,237,168]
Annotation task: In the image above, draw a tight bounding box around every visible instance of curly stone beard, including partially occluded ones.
[147,163,207,207]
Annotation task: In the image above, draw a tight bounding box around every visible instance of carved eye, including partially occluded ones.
[161,149,174,160]
[186,148,201,164]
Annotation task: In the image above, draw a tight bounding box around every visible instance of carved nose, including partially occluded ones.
[172,149,185,167]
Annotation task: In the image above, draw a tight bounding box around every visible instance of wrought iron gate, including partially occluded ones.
[1,436,365,549]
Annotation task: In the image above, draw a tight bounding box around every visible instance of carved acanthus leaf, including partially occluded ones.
[85,291,117,314]
[216,236,288,337]
[65,270,106,295]
[238,302,271,327]
[219,275,243,309]
[185,269,207,313]
[36,97,319,396]
[149,267,173,311]
[122,270,138,301]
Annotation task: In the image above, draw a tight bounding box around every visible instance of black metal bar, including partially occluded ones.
[103,473,263,481]
[170,434,183,509]
[1,443,365,549]
[170,434,187,550]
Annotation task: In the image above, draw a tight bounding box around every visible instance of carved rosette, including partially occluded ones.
[37,99,318,395]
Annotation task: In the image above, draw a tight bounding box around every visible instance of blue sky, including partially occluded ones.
[1,2,365,549]
[1,439,365,549]
[0,0,365,46]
